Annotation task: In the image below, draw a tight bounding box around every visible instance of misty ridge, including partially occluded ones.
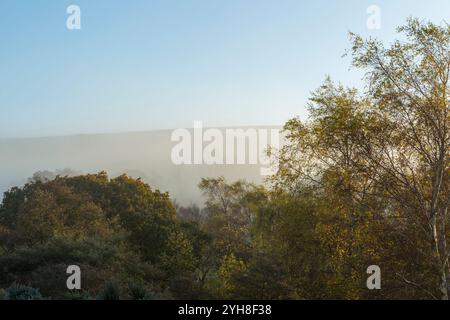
[0,126,282,205]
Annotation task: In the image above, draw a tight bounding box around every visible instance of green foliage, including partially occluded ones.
[5,283,42,300]
[128,282,148,300]
[97,282,121,300]
[216,253,247,299]
[0,173,195,299]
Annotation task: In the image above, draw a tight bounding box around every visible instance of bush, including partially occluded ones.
[128,282,148,300]
[97,282,121,300]
[5,283,42,300]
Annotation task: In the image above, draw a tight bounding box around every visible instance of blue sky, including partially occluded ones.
[0,0,448,138]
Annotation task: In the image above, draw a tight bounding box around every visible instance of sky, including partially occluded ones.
[0,0,449,138]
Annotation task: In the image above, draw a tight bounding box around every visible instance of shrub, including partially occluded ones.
[5,283,42,300]
[128,282,148,300]
[97,282,121,300]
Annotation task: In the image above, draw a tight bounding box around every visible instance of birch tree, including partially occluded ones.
[274,18,449,299]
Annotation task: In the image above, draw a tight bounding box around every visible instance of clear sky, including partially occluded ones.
[0,0,448,138]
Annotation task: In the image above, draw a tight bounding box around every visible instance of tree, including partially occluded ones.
[0,172,195,299]
[274,18,449,299]
[199,177,265,260]
[349,18,450,299]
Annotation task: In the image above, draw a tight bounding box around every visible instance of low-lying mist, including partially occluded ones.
[0,126,281,204]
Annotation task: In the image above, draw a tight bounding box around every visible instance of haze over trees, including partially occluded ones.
[0,18,448,299]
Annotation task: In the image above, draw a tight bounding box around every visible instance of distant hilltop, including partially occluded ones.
[0,126,283,204]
